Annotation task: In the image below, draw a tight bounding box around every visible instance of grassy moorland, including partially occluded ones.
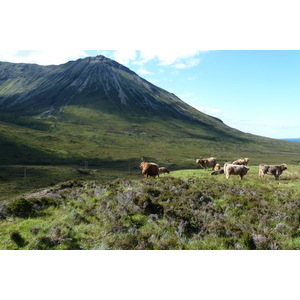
[0,165,134,202]
[1,165,300,250]
[1,114,300,203]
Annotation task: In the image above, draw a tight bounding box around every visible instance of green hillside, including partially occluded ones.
[1,56,300,200]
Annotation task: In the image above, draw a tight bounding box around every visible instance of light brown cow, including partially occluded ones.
[139,162,159,178]
[232,158,250,165]
[196,157,217,171]
[224,163,250,180]
[259,163,287,180]
[214,164,221,171]
[159,167,170,174]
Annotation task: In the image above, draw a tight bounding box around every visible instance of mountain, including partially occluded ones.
[0,55,225,129]
[1,55,300,169]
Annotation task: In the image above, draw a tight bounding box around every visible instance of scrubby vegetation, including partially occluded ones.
[1,166,300,250]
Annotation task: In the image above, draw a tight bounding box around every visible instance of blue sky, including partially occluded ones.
[1,50,299,139]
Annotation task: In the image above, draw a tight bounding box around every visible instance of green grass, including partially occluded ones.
[168,165,300,188]
[1,111,300,203]
[0,165,137,202]
[1,164,300,250]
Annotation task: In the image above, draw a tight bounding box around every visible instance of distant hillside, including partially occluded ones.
[1,55,300,169]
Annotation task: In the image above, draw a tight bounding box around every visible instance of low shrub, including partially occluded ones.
[5,198,36,218]
[4,197,60,218]
[33,236,55,250]
[10,231,26,248]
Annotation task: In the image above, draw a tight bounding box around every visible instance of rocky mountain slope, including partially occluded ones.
[0,55,217,120]
[0,56,233,133]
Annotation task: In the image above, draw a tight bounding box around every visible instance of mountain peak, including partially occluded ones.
[80,55,111,63]
[0,55,227,131]
[75,55,137,76]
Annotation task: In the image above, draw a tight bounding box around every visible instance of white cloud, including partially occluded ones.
[179,92,223,119]
[139,50,196,64]
[0,50,89,65]
[132,58,149,66]
[223,118,300,139]
[179,93,198,100]
[101,50,205,69]
[137,68,152,75]
[111,50,137,65]
[0,49,206,69]
[138,50,204,69]
[173,57,201,69]
[192,105,223,119]
[170,70,180,76]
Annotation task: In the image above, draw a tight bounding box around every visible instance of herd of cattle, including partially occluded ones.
[139,157,288,181]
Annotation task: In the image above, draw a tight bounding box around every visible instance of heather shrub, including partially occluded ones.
[33,236,55,250]
[1,167,300,250]
[5,198,35,218]
[4,197,60,218]
[10,231,26,248]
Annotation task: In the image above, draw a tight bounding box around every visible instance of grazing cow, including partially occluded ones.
[224,163,250,180]
[196,157,217,171]
[211,169,224,175]
[232,158,250,165]
[159,167,170,174]
[259,163,287,180]
[139,162,159,178]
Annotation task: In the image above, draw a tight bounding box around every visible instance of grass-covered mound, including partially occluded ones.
[1,166,300,250]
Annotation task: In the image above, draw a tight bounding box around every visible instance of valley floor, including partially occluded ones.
[0,165,136,202]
